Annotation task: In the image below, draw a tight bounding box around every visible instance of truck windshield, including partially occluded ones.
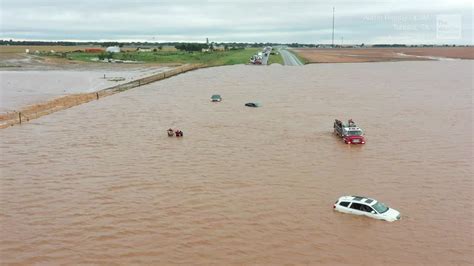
[347,130,362,136]
[372,202,389,213]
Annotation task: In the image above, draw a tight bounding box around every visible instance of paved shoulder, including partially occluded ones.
[280,49,303,66]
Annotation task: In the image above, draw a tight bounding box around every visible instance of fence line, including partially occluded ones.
[0,64,201,129]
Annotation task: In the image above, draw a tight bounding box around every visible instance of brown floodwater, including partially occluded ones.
[0,61,472,265]
[0,67,171,113]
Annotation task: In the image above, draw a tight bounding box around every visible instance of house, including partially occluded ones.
[213,45,225,51]
[85,48,104,53]
[106,46,121,53]
[137,47,153,52]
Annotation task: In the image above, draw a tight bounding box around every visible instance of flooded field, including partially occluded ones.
[0,61,472,265]
[0,66,171,112]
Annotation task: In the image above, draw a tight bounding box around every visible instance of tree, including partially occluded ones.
[175,43,207,52]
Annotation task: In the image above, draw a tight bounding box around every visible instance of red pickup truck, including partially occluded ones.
[333,119,366,144]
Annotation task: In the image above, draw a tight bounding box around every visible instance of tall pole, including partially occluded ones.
[332,7,335,48]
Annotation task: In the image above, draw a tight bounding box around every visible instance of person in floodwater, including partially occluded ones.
[175,129,183,137]
[167,128,174,137]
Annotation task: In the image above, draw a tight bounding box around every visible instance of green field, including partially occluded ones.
[65,48,259,66]
[267,52,284,65]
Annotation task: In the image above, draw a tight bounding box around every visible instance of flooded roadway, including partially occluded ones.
[0,60,472,265]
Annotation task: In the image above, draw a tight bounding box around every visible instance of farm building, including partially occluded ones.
[137,47,153,52]
[213,46,225,51]
[106,46,121,53]
[85,48,104,53]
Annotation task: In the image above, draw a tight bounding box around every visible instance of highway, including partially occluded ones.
[262,47,272,65]
[280,49,304,66]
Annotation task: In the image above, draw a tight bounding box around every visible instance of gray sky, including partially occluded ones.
[1,0,472,44]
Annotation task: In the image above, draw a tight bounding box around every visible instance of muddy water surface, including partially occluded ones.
[0,66,171,112]
[0,61,472,265]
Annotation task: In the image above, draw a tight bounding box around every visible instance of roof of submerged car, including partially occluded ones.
[338,195,378,206]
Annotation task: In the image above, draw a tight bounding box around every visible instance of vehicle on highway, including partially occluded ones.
[249,55,262,64]
[333,195,401,222]
[333,119,366,144]
[211,94,222,102]
[250,47,271,65]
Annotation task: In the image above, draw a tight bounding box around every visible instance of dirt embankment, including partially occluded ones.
[292,47,474,63]
[0,64,202,129]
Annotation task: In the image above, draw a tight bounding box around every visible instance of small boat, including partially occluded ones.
[245,102,261,107]
[211,94,222,102]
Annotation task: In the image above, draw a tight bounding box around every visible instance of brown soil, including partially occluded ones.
[0,45,177,54]
[293,47,474,63]
[0,45,102,53]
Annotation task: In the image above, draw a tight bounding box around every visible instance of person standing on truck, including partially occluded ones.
[348,119,355,127]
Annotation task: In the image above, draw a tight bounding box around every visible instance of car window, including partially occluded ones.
[349,203,362,210]
[339,201,350,207]
[360,205,374,213]
[349,203,374,212]
[372,202,389,214]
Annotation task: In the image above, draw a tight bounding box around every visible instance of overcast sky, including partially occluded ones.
[0,0,472,44]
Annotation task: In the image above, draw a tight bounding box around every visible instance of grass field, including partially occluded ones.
[267,52,284,65]
[65,48,258,66]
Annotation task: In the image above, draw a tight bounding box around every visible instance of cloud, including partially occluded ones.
[0,0,472,44]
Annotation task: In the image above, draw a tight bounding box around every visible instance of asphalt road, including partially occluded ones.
[280,49,303,66]
[262,47,272,65]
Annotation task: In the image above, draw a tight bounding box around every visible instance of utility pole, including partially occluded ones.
[332,7,335,48]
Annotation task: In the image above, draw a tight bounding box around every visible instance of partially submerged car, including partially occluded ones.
[333,119,365,144]
[334,195,401,222]
[211,94,222,102]
[245,102,261,108]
